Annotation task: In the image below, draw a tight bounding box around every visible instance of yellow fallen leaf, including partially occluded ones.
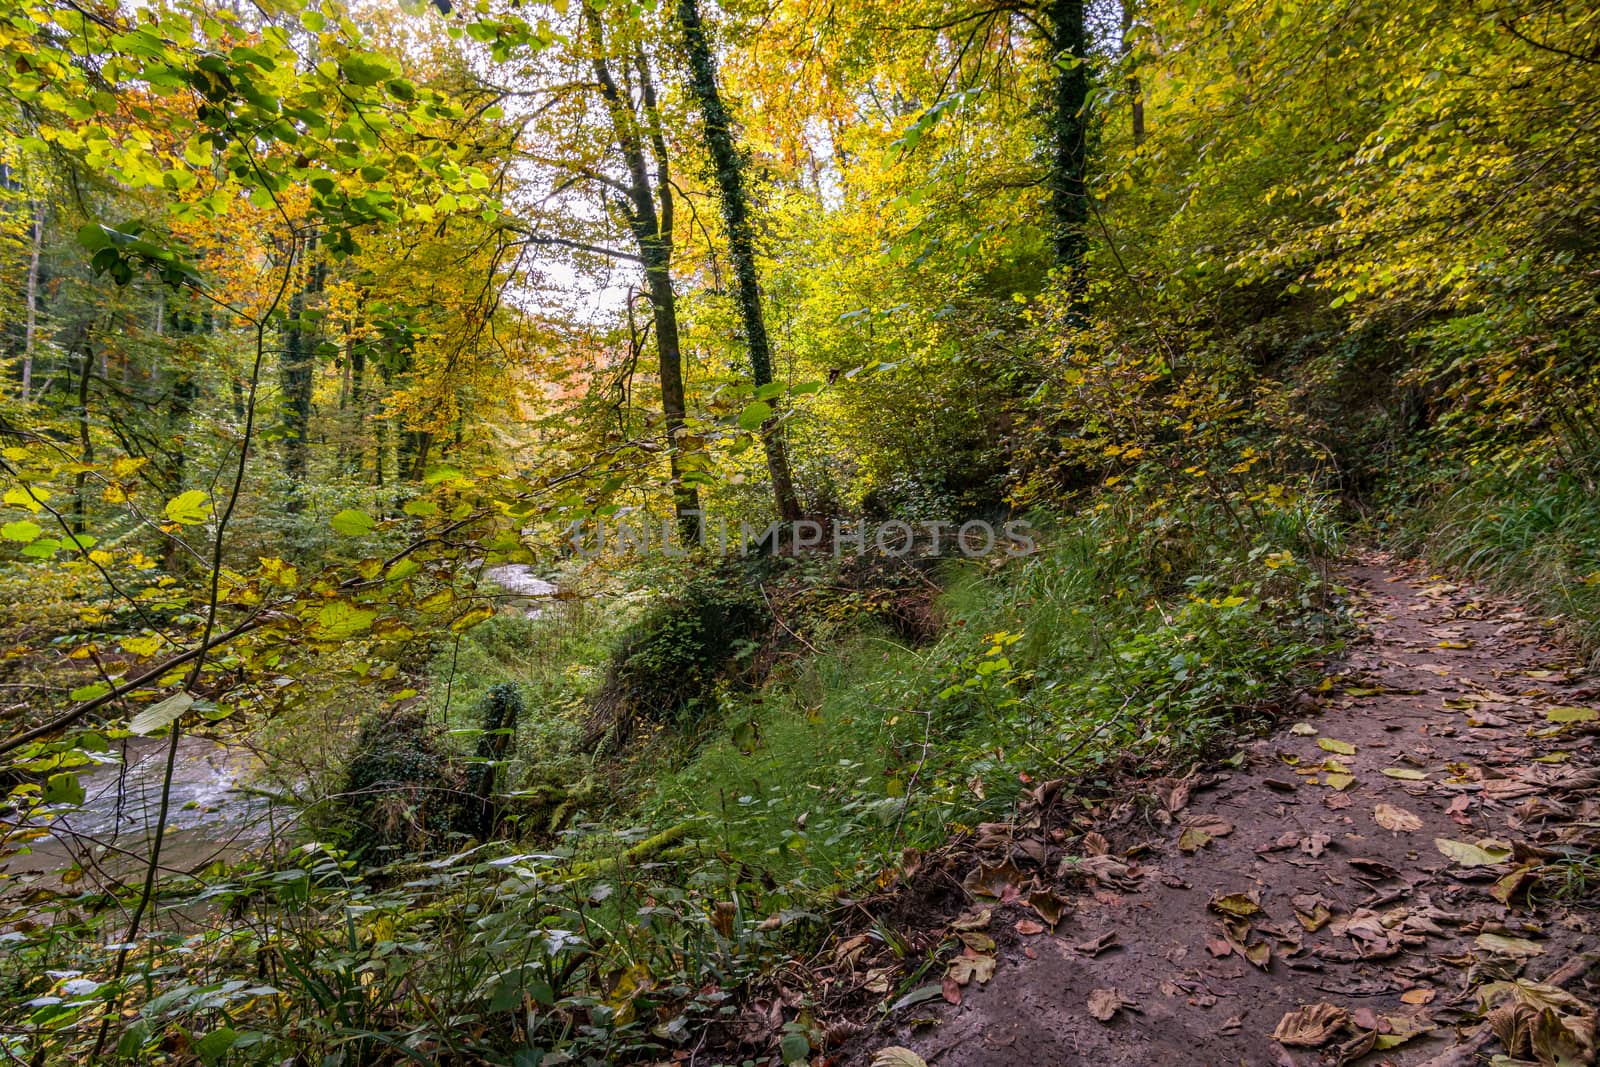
[1435,837,1512,867]
[1381,768,1428,780]
[1318,737,1356,755]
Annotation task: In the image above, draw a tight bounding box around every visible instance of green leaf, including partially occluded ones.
[738,401,773,431]
[42,772,85,807]
[1317,737,1356,755]
[402,499,438,517]
[129,692,195,735]
[164,490,211,525]
[2,520,42,543]
[330,509,376,536]
[311,601,377,640]
[1546,707,1597,724]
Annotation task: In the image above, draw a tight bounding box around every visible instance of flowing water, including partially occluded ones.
[4,735,280,889]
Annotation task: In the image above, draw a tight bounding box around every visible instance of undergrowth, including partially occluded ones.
[2,485,1345,1065]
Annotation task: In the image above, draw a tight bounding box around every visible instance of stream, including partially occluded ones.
[2,565,558,892]
[5,736,279,889]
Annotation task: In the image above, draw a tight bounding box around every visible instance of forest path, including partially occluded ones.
[850,556,1599,1066]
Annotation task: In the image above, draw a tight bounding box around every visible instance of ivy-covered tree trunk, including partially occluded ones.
[1045,0,1091,275]
[676,0,803,523]
[280,240,324,507]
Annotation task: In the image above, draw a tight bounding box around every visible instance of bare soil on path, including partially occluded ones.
[841,557,1599,1066]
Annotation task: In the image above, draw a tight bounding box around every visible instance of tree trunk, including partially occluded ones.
[1045,0,1091,276]
[22,200,41,403]
[584,0,702,543]
[1122,0,1145,145]
[73,346,92,535]
[676,0,803,523]
[280,239,324,507]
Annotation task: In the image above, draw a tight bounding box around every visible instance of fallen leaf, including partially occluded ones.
[1546,707,1598,724]
[1087,987,1125,1022]
[1206,936,1234,957]
[1075,931,1117,956]
[941,976,961,1005]
[1474,932,1545,959]
[1435,837,1512,868]
[1490,865,1539,906]
[946,953,997,986]
[1400,987,1436,1005]
[1082,831,1111,855]
[1014,919,1044,936]
[1273,1003,1350,1047]
[957,930,996,953]
[1374,803,1423,833]
[1179,827,1213,853]
[1348,857,1401,880]
[950,908,992,932]
[1291,722,1318,736]
[1300,831,1331,858]
[1323,772,1356,791]
[1318,737,1357,755]
[963,861,1027,900]
[1028,889,1070,927]
[871,1048,929,1067]
[1381,768,1429,780]
[1209,892,1263,918]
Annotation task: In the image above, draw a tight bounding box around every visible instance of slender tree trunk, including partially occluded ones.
[22,200,42,403]
[73,347,93,535]
[280,238,323,507]
[676,0,802,523]
[1121,0,1145,145]
[584,0,701,543]
[1045,0,1091,275]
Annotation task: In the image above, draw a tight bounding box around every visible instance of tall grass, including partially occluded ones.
[1410,472,1600,663]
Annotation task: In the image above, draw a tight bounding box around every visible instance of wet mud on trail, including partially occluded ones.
[846,557,1599,1066]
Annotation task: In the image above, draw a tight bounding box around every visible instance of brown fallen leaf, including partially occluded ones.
[1082,831,1111,855]
[1300,831,1331,858]
[1014,919,1045,937]
[1206,936,1234,958]
[946,952,996,986]
[941,976,961,1005]
[957,930,995,953]
[1490,864,1539,906]
[1400,987,1435,1005]
[950,908,992,932]
[1028,889,1070,928]
[1075,931,1118,956]
[1087,987,1129,1022]
[1348,856,1402,880]
[1273,1003,1350,1047]
[963,860,1029,900]
[1374,802,1424,833]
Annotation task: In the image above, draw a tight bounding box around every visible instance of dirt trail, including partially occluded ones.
[849,557,1599,1066]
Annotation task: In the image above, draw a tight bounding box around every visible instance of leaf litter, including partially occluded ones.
[832,562,1599,1067]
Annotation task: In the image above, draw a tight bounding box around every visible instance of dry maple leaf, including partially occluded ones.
[1087,987,1126,1022]
[1374,802,1424,833]
[1272,1003,1349,1047]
